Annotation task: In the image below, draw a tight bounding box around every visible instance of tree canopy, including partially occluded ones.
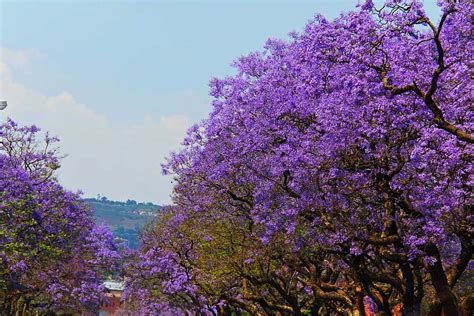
[0,119,121,314]
[124,0,472,315]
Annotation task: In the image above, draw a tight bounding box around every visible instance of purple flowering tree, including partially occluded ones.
[0,119,120,314]
[124,205,328,315]
[127,1,472,315]
[122,208,210,314]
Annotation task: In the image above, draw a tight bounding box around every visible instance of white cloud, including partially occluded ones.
[0,48,45,71]
[0,49,189,204]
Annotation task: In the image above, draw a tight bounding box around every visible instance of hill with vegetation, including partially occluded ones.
[84,197,160,249]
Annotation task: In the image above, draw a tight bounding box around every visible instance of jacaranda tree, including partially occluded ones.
[0,119,121,314]
[125,0,472,315]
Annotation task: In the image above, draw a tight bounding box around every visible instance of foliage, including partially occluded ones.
[85,197,160,249]
[0,119,121,314]
[124,1,473,315]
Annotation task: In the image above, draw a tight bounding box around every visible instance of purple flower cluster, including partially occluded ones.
[0,119,121,314]
[129,1,472,314]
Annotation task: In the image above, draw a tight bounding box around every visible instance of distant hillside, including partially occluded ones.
[84,197,160,249]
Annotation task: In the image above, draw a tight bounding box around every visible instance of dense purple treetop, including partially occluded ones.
[0,119,121,314]
[128,0,472,314]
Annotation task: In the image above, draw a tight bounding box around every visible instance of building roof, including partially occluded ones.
[103,280,125,291]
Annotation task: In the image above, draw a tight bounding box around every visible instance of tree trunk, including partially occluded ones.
[425,244,463,316]
[353,282,366,316]
[21,300,29,316]
[401,263,416,315]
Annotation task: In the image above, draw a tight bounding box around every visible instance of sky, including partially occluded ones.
[0,0,441,204]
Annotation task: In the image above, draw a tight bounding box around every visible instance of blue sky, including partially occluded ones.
[0,0,441,203]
